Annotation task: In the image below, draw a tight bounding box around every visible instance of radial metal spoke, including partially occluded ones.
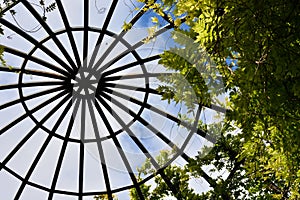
[21,1,77,71]
[157,102,201,199]
[103,83,150,93]
[0,18,73,74]
[93,98,145,199]
[104,83,227,114]
[94,24,172,75]
[89,2,157,72]
[56,0,81,68]
[96,94,180,198]
[0,85,66,111]
[102,87,216,143]
[78,141,84,200]
[103,72,171,82]
[99,91,185,155]
[86,99,112,199]
[0,66,67,81]
[99,90,206,174]
[0,88,69,135]
[0,81,64,90]
[0,93,72,172]
[3,46,71,77]
[88,0,119,69]
[102,54,161,77]
[95,95,159,168]
[48,98,81,199]
[83,0,89,68]
[14,98,74,199]
[78,99,86,200]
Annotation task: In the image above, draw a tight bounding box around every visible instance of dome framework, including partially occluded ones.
[0,0,225,199]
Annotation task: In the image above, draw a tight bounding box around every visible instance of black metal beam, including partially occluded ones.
[48,98,81,199]
[88,0,119,70]
[86,99,113,199]
[56,0,82,68]
[22,0,77,72]
[0,18,73,74]
[102,87,216,143]
[14,98,73,199]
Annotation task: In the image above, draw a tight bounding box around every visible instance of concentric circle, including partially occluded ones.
[0,1,226,199]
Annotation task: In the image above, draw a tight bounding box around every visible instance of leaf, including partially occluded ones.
[39,0,45,6]
[174,18,182,27]
[122,22,132,31]
[45,3,56,13]
[151,16,159,24]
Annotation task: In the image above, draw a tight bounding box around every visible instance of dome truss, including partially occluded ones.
[0,0,225,199]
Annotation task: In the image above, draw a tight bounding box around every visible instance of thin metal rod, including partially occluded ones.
[22,1,77,71]
[0,92,72,171]
[0,18,73,74]
[94,98,145,199]
[78,99,86,200]
[102,54,161,77]
[90,2,156,72]
[99,91,186,156]
[86,99,112,199]
[56,0,82,68]
[48,98,81,199]
[94,24,172,75]
[0,85,65,111]
[103,72,170,81]
[0,66,67,81]
[103,82,228,114]
[0,81,64,90]
[102,87,216,143]
[95,94,159,168]
[0,88,68,137]
[97,94,179,197]
[88,0,119,69]
[83,0,89,68]
[4,46,70,77]
[78,142,84,200]
[14,98,74,199]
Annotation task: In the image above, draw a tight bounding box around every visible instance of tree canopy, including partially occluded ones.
[128,0,300,199]
[1,0,299,199]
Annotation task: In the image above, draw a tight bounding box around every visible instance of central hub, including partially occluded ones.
[73,71,98,96]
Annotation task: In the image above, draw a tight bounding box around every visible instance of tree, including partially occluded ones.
[129,150,202,200]
[94,194,118,200]
[2,0,299,199]
[128,0,300,199]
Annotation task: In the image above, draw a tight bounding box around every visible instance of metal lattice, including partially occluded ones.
[0,0,225,199]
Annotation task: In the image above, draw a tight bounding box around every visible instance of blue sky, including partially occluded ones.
[0,0,227,199]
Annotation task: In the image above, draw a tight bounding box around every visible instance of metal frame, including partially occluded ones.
[0,0,225,199]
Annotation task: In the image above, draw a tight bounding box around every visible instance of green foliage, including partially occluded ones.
[133,0,300,199]
[0,45,6,67]
[156,31,225,112]
[94,194,118,200]
[130,150,201,200]
[122,22,133,31]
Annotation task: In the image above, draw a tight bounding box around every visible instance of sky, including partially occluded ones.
[0,0,227,199]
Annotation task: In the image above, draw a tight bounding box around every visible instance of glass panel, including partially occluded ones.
[0,170,22,199]
[20,185,48,200]
[56,142,80,192]
[29,137,64,188]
